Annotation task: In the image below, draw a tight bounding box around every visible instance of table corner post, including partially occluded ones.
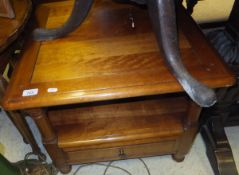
[25,108,72,174]
[173,100,202,162]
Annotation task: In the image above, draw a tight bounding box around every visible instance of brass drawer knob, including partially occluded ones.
[118,148,127,159]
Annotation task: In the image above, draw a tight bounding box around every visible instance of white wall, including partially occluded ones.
[183,0,234,23]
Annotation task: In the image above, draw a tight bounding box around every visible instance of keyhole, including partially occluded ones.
[129,13,135,29]
[118,148,127,159]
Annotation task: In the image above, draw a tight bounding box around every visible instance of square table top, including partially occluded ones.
[2,0,235,110]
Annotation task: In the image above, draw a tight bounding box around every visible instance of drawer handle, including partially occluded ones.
[118,148,127,159]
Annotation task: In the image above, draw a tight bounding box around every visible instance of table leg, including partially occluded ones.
[7,111,46,160]
[173,101,202,161]
[26,108,71,174]
[1,76,45,160]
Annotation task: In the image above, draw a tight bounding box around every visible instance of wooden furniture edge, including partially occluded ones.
[0,0,32,53]
[1,2,236,111]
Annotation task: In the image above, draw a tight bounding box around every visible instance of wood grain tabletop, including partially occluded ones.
[2,0,235,110]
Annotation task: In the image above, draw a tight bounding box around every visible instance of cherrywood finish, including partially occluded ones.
[66,141,175,164]
[0,0,15,18]
[51,96,187,150]
[26,108,71,173]
[0,0,32,53]
[1,0,236,173]
[173,101,202,161]
[2,0,235,110]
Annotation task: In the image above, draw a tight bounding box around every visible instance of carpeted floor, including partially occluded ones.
[0,109,238,175]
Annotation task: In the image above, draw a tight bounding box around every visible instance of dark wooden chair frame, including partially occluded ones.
[200,1,239,175]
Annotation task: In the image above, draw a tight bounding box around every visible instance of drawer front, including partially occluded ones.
[66,140,176,164]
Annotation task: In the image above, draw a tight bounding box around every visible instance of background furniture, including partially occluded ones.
[0,0,45,159]
[199,1,239,175]
[0,0,15,18]
[2,0,235,174]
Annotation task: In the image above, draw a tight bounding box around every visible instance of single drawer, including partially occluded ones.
[66,140,176,164]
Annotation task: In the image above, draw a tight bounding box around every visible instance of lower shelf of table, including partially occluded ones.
[47,95,190,164]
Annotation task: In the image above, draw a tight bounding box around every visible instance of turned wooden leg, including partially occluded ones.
[7,111,46,160]
[173,101,202,162]
[1,76,45,160]
[26,108,71,174]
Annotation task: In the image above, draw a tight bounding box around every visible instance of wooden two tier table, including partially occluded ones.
[2,0,236,173]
